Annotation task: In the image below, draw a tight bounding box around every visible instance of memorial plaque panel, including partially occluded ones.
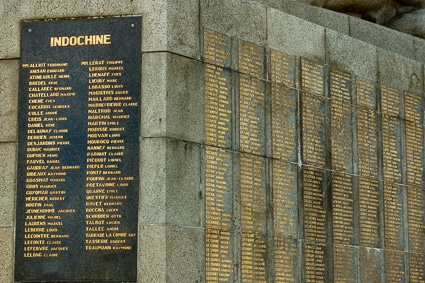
[301,58,325,167]
[359,247,382,282]
[410,252,425,282]
[239,41,265,156]
[334,245,356,283]
[332,173,354,245]
[205,147,233,282]
[330,69,352,172]
[204,29,233,149]
[15,17,141,282]
[385,250,407,282]
[240,154,267,283]
[273,161,297,282]
[303,168,326,282]
[271,49,296,162]
[356,77,378,179]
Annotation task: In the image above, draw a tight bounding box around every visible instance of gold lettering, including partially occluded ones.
[50,35,112,47]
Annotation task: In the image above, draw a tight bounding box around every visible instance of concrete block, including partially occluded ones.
[201,0,267,45]
[166,139,202,227]
[326,29,377,81]
[141,53,167,138]
[140,138,167,224]
[0,143,16,226]
[166,0,200,59]
[139,224,205,283]
[268,8,325,61]
[166,225,205,283]
[0,227,13,283]
[378,48,423,94]
[166,54,204,144]
[0,60,18,142]
[140,138,202,227]
[141,53,204,144]
[138,0,200,58]
[139,224,167,283]
[138,0,168,55]
[350,17,415,60]
[280,0,350,35]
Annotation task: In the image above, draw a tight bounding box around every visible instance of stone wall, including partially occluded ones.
[1,0,425,282]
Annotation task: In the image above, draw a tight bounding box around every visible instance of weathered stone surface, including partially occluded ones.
[140,138,167,224]
[166,225,204,282]
[286,0,425,37]
[378,48,423,93]
[0,142,16,226]
[139,224,167,283]
[350,16,415,59]
[141,53,167,138]
[0,60,18,142]
[141,52,204,143]
[280,0,350,34]
[139,224,204,283]
[268,8,325,61]
[311,0,389,12]
[326,29,378,80]
[140,138,202,227]
[0,227,13,283]
[166,139,202,227]
[413,36,425,61]
[387,8,425,38]
[201,0,267,45]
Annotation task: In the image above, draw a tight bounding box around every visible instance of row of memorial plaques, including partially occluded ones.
[203,28,425,282]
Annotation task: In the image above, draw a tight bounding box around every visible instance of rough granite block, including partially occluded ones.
[140,138,167,224]
[0,227,13,283]
[137,0,168,54]
[166,54,204,144]
[139,224,167,283]
[139,224,204,283]
[280,0,350,35]
[326,29,377,81]
[268,8,326,61]
[413,37,425,64]
[350,17,415,60]
[0,143,16,226]
[141,53,204,143]
[138,0,200,58]
[166,225,205,283]
[378,48,423,94]
[140,138,202,227]
[141,53,167,138]
[201,0,267,45]
[166,0,200,59]
[0,60,18,142]
[166,139,202,227]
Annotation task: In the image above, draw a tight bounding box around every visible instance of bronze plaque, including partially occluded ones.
[15,17,141,282]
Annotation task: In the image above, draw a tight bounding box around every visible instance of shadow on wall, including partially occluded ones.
[306,0,425,38]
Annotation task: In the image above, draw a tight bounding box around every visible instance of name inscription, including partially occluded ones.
[15,17,141,282]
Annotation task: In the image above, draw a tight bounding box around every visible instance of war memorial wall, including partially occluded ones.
[2,0,425,282]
